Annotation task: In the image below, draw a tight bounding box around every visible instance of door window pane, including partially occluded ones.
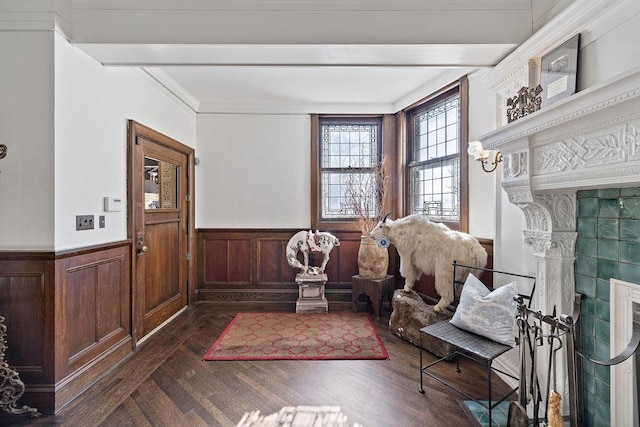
[145,156,178,209]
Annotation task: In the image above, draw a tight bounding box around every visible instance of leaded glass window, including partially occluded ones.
[408,92,460,222]
[320,120,380,219]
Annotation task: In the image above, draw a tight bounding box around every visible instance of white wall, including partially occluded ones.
[578,3,640,89]
[470,65,530,273]
[195,74,515,236]
[0,31,55,250]
[467,69,499,239]
[196,114,310,229]
[53,33,196,251]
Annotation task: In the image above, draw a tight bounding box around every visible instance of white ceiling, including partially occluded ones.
[67,0,568,114]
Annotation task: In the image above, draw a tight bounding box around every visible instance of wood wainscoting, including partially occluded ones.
[197,229,492,310]
[197,229,386,310]
[0,241,132,414]
[0,233,491,413]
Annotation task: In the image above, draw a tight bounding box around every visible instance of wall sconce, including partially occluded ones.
[468,141,503,173]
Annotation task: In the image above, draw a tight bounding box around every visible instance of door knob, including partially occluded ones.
[136,234,148,257]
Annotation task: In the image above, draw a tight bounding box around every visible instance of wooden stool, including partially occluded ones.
[352,275,395,319]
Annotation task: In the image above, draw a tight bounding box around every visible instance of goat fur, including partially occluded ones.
[369,214,487,311]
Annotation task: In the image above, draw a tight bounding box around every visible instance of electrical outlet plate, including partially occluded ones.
[76,215,95,231]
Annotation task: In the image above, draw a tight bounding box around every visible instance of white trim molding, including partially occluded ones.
[610,278,640,427]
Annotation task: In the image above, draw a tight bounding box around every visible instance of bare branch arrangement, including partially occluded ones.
[344,154,390,235]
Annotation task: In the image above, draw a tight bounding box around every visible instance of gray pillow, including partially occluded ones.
[449,273,517,346]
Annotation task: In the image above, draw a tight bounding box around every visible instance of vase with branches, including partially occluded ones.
[344,154,390,234]
[344,155,390,279]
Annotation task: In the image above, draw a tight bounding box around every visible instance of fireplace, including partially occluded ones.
[575,187,640,425]
[480,66,640,424]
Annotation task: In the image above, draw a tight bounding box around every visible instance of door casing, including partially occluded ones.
[127,120,196,346]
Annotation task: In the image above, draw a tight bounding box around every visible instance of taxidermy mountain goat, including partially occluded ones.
[369,214,487,312]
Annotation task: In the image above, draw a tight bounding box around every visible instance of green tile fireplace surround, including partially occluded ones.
[575,187,640,427]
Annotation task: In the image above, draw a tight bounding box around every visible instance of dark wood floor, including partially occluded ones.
[1,304,513,427]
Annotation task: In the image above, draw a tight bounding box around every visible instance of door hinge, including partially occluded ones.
[186,194,191,202]
[185,252,191,261]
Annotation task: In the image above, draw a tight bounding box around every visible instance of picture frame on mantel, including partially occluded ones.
[540,33,580,107]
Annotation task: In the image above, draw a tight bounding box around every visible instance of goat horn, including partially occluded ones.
[382,213,392,223]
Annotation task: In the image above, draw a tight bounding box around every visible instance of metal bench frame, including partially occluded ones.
[418,261,536,426]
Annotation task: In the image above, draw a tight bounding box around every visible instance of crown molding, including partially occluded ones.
[0,1,72,39]
[196,102,395,115]
[141,67,200,112]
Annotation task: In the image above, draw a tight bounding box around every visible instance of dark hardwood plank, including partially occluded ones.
[0,305,512,426]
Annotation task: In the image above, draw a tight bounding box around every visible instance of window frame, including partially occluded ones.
[311,114,395,232]
[404,78,469,232]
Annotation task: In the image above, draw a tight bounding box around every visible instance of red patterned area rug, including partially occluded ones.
[203,312,389,361]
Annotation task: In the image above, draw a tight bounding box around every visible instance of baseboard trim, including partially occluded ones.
[137,307,188,347]
[53,336,133,414]
[196,288,353,312]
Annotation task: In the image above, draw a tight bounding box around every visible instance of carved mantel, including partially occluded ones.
[479,66,640,414]
[480,66,640,313]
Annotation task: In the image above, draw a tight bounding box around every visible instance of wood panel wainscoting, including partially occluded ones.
[196,229,492,310]
[0,241,132,414]
[197,229,369,310]
[0,233,491,414]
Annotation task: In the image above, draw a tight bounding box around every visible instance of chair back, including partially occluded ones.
[451,260,536,308]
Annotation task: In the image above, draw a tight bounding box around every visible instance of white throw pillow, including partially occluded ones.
[449,273,517,347]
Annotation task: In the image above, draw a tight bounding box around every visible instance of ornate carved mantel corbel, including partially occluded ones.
[499,153,578,416]
[503,177,578,314]
[499,140,578,306]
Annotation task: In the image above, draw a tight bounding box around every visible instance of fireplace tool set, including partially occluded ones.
[509,299,576,427]
[510,293,640,427]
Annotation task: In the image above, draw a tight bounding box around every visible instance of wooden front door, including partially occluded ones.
[128,121,194,343]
